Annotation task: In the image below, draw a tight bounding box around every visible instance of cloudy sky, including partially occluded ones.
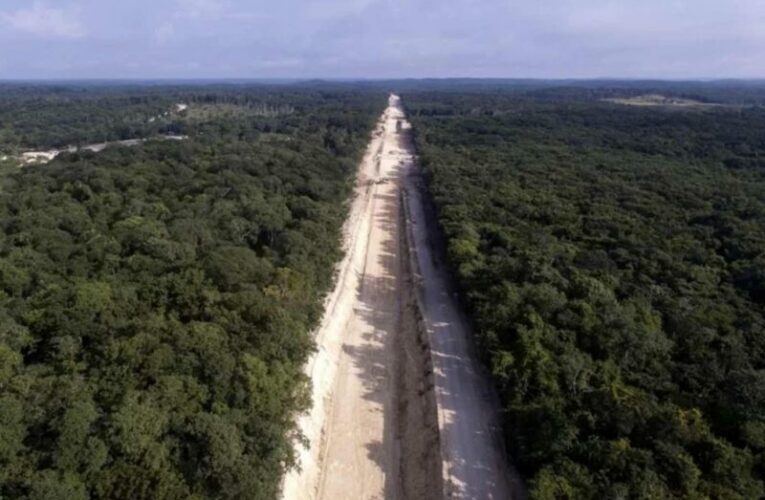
[0,0,763,79]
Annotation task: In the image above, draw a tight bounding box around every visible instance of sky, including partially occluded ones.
[0,0,763,79]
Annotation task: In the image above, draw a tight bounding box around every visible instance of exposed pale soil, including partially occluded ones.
[282,95,522,499]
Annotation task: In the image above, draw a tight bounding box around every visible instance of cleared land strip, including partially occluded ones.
[283,95,520,499]
[282,95,417,500]
[400,112,524,500]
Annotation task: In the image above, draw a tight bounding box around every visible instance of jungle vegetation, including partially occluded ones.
[406,87,765,499]
[0,85,386,499]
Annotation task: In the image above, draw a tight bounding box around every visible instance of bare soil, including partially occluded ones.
[604,94,721,108]
[282,95,522,500]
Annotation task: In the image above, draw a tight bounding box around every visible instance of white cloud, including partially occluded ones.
[304,0,379,20]
[178,0,224,19]
[1,2,84,38]
[155,22,176,43]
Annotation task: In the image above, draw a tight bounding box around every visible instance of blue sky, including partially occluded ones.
[0,0,763,79]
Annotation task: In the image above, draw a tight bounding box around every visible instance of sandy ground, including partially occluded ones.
[16,135,188,165]
[282,95,521,499]
[314,99,405,499]
[398,103,524,499]
[402,160,524,499]
[603,94,723,108]
[281,97,397,500]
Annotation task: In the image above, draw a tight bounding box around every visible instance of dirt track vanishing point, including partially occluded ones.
[281,95,523,499]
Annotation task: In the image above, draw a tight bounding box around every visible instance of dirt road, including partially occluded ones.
[282,95,520,499]
[282,95,408,500]
[401,132,524,499]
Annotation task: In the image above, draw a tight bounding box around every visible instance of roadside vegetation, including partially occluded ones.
[0,85,385,499]
[406,87,765,498]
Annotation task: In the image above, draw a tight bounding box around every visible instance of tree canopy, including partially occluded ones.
[406,87,765,499]
[0,85,386,499]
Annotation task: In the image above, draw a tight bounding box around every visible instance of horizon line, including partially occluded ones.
[2,76,765,83]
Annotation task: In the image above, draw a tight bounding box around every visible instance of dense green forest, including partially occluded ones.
[0,86,176,150]
[406,88,765,498]
[0,83,379,151]
[0,85,386,499]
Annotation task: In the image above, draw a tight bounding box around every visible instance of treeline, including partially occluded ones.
[406,89,765,498]
[0,86,386,499]
[0,84,381,152]
[0,88,175,150]
[355,79,765,105]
